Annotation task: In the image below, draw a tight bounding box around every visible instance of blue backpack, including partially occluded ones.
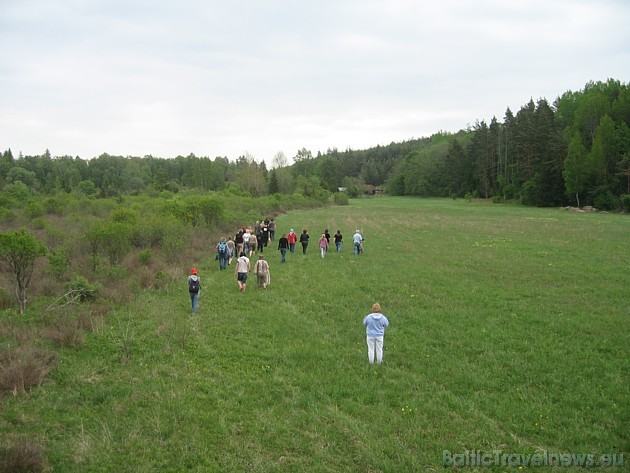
[218,241,227,255]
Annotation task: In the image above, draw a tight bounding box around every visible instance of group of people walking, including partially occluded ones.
[186,221,389,364]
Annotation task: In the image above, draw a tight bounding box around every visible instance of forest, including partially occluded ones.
[1,78,629,210]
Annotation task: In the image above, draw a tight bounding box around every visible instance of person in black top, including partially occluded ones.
[277,234,289,263]
[334,230,343,252]
[299,229,310,254]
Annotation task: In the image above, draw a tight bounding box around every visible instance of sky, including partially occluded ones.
[1,0,629,166]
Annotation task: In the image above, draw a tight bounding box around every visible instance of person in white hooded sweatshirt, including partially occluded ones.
[363,303,390,364]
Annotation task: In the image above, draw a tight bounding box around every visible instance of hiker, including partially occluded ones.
[269,219,276,242]
[324,229,331,247]
[261,220,269,247]
[188,268,201,314]
[226,236,235,265]
[287,229,297,253]
[234,252,251,292]
[235,230,244,258]
[353,230,363,256]
[319,233,329,258]
[248,229,257,257]
[334,230,343,252]
[256,227,265,254]
[216,237,229,270]
[242,229,251,255]
[363,303,389,364]
[299,229,310,254]
[254,254,270,289]
[277,233,289,263]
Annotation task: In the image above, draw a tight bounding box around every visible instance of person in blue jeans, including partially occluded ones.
[277,233,289,263]
[217,237,229,270]
[188,268,201,314]
[334,230,343,252]
[353,230,363,255]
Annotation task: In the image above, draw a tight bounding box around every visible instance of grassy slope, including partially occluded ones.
[2,197,629,472]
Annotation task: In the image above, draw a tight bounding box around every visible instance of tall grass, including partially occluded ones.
[1,197,628,471]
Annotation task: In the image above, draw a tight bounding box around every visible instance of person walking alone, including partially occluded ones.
[188,268,201,315]
[363,303,389,364]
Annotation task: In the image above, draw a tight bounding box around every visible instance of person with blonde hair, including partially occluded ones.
[319,233,329,258]
[363,303,390,364]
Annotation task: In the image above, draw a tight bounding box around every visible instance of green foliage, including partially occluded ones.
[77,180,97,196]
[0,228,48,314]
[138,249,152,265]
[620,194,630,212]
[84,221,132,266]
[24,200,45,219]
[47,247,71,278]
[109,207,139,224]
[2,181,31,202]
[333,192,349,205]
[43,195,67,215]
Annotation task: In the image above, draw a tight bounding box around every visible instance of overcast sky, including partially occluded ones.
[1,0,629,166]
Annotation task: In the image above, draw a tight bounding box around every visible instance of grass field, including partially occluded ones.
[1,197,629,472]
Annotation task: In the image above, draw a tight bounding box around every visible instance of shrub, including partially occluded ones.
[43,196,67,215]
[139,249,152,265]
[42,316,85,348]
[0,347,57,395]
[47,247,71,278]
[65,275,99,303]
[0,437,49,473]
[619,194,630,212]
[333,193,349,205]
[0,287,15,310]
[110,207,139,224]
[24,200,44,219]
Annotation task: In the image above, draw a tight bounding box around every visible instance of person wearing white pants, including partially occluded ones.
[363,303,390,364]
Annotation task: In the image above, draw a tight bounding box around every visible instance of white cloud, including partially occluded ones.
[1,0,629,162]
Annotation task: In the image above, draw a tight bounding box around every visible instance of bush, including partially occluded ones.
[44,196,67,215]
[619,194,630,212]
[24,200,44,219]
[333,193,349,205]
[0,437,49,473]
[0,347,57,395]
[42,316,85,348]
[65,275,99,303]
[139,249,152,265]
[47,247,71,278]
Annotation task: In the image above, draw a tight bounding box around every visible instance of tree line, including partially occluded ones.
[2,78,629,209]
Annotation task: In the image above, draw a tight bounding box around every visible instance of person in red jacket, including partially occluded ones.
[287,229,297,253]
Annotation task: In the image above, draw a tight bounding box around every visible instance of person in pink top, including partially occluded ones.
[319,233,329,258]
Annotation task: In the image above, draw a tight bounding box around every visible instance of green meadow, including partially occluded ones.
[2,197,629,472]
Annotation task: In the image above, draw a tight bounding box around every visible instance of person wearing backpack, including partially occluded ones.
[217,237,229,270]
[188,268,201,315]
